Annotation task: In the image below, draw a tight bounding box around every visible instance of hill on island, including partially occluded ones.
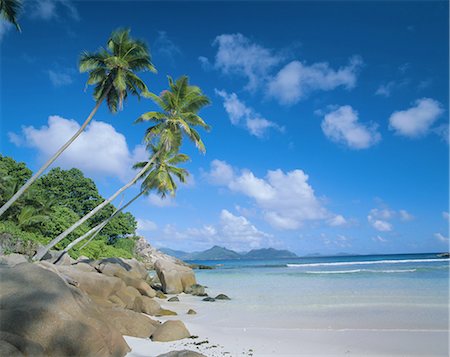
[159,245,298,261]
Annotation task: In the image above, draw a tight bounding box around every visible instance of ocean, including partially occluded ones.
[189,253,449,331]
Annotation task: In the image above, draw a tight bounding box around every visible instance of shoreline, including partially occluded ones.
[125,292,449,357]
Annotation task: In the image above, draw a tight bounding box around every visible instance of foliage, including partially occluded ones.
[79,28,156,113]
[70,238,134,260]
[136,75,210,153]
[0,156,138,259]
[0,220,47,256]
[0,0,22,32]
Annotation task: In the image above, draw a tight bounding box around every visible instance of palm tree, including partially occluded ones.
[0,28,155,218]
[54,145,189,261]
[138,75,210,152]
[33,75,209,261]
[0,0,22,32]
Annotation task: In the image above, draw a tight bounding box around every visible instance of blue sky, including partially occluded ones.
[1,0,448,255]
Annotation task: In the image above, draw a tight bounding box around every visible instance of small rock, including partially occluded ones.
[187,309,197,315]
[156,309,177,316]
[215,294,231,300]
[151,320,190,342]
[168,296,179,302]
[185,284,206,296]
[202,297,215,302]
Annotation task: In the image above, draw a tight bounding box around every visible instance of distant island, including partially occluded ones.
[159,245,298,261]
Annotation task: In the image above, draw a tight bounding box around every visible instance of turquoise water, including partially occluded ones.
[189,253,449,330]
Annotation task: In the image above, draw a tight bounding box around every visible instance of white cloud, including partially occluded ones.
[399,209,414,221]
[368,209,393,232]
[30,0,79,21]
[158,209,274,251]
[215,90,282,138]
[389,98,444,138]
[268,56,363,105]
[136,218,158,233]
[9,115,145,180]
[367,207,414,231]
[147,193,176,207]
[153,31,181,64]
[442,211,450,221]
[434,233,449,243]
[206,160,337,230]
[321,105,381,149]
[204,33,363,105]
[375,81,396,97]
[47,69,73,87]
[327,214,347,227]
[372,235,388,243]
[212,33,281,91]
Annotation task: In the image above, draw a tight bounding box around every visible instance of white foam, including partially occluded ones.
[287,258,449,268]
[305,269,417,274]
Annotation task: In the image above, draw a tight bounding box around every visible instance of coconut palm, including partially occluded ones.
[0,0,22,32]
[33,75,209,261]
[0,28,155,218]
[54,145,189,261]
[137,75,211,152]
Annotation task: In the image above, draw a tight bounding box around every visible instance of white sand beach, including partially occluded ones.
[125,293,449,357]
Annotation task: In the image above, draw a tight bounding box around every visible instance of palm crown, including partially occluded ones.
[0,0,22,31]
[79,28,156,112]
[133,143,190,198]
[136,75,210,153]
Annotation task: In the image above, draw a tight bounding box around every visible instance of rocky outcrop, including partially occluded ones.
[155,260,196,294]
[151,321,191,342]
[0,263,130,356]
[134,236,189,269]
[0,253,28,267]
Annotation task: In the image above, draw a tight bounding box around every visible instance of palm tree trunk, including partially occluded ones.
[0,87,112,218]
[53,191,144,263]
[33,152,159,261]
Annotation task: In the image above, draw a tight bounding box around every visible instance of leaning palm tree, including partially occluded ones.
[0,28,155,217]
[54,145,189,261]
[33,75,209,261]
[0,0,22,32]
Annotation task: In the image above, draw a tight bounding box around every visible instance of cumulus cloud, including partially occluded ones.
[212,33,281,91]
[320,105,381,149]
[327,214,347,227]
[202,33,362,104]
[147,193,176,207]
[47,69,74,87]
[399,209,414,221]
[372,235,388,243]
[268,56,363,105]
[434,233,449,243]
[367,207,413,232]
[9,115,145,180]
[206,160,342,230]
[136,218,158,233]
[215,90,283,138]
[29,0,79,21]
[153,31,181,64]
[389,98,444,138]
[157,209,274,251]
[442,211,450,221]
[375,81,396,97]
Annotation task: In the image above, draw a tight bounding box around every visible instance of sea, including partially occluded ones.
[188,253,449,331]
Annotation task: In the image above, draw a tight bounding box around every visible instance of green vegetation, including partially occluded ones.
[0,0,22,32]
[0,155,138,259]
[0,28,155,218]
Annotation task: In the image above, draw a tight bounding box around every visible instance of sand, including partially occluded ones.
[125,294,449,357]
